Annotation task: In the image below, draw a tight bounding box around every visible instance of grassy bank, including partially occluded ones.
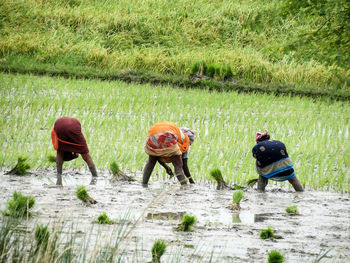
[0,0,349,97]
[0,73,349,192]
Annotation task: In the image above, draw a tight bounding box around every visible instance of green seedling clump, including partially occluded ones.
[35,224,50,250]
[228,190,244,210]
[151,239,166,263]
[268,250,284,263]
[3,191,35,218]
[110,161,136,182]
[260,226,275,239]
[177,214,197,232]
[97,212,115,224]
[47,155,56,163]
[76,186,97,204]
[285,205,298,214]
[6,157,30,175]
[247,178,258,187]
[210,168,229,190]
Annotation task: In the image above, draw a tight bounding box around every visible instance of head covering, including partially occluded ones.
[180,127,196,145]
[256,129,269,143]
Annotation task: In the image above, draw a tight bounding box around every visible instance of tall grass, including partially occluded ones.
[0,0,348,90]
[0,73,349,191]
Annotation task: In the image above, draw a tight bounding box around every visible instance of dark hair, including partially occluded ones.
[257,134,270,143]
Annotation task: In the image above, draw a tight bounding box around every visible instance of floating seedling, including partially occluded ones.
[151,239,166,263]
[260,226,282,240]
[97,212,115,224]
[285,205,298,215]
[175,214,197,231]
[75,186,97,204]
[247,178,258,187]
[35,224,50,250]
[3,191,35,218]
[210,168,230,190]
[228,190,244,210]
[267,250,284,263]
[5,156,31,175]
[109,160,136,182]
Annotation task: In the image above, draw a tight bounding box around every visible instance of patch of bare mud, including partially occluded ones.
[0,169,349,262]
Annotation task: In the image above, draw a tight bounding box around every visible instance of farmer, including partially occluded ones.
[252,130,304,192]
[143,121,195,185]
[51,117,97,185]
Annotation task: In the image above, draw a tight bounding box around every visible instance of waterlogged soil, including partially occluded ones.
[0,169,349,263]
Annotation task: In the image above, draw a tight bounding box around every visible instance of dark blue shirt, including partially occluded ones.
[252,140,289,168]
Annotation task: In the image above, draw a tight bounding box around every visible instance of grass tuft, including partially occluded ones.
[3,191,35,218]
[151,239,166,263]
[97,212,115,224]
[47,155,56,163]
[75,186,97,204]
[110,160,136,182]
[260,226,275,240]
[285,205,298,214]
[177,214,197,232]
[6,156,30,175]
[268,250,284,263]
[233,190,244,204]
[35,224,50,250]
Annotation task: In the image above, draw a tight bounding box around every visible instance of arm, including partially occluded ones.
[182,158,195,184]
[158,159,174,177]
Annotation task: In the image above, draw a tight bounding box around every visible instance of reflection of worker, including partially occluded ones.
[51,117,97,185]
[143,121,195,185]
[252,130,304,192]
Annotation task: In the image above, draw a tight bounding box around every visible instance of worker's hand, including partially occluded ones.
[165,166,174,176]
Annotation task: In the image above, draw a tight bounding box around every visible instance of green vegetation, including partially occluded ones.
[76,185,97,204]
[151,240,167,263]
[3,191,35,218]
[97,212,115,224]
[177,214,197,232]
[0,0,349,98]
[260,227,275,240]
[210,168,228,190]
[233,190,244,204]
[268,250,284,263]
[35,224,50,250]
[5,156,30,175]
[0,73,349,191]
[110,160,136,182]
[47,154,56,163]
[285,205,298,214]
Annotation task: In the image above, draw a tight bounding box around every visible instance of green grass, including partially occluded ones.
[233,190,244,204]
[0,73,349,192]
[3,191,35,218]
[0,0,349,97]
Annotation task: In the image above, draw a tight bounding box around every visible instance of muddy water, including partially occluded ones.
[0,169,349,263]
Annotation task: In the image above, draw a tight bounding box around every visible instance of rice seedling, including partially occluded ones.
[247,178,258,187]
[285,205,298,214]
[47,154,56,163]
[2,191,35,218]
[176,214,197,232]
[268,250,284,263]
[75,185,97,204]
[5,156,30,175]
[35,224,50,250]
[260,226,275,240]
[97,212,115,224]
[210,168,230,190]
[110,160,136,182]
[151,239,167,263]
[230,190,244,211]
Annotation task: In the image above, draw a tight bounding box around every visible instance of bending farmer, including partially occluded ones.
[51,117,97,185]
[143,121,195,185]
[252,130,303,192]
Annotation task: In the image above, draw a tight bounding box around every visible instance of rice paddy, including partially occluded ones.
[0,72,349,192]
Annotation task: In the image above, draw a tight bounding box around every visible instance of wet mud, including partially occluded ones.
[0,169,349,262]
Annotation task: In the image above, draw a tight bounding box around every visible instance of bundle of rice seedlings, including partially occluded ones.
[285,205,298,214]
[260,226,275,239]
[247,178,258,187]
[35,224,50,250]
[210,168,230,190]
[176,214,197,231]
[5,157,30,175]
[3,191,35,218]
[75,186,97,204]
[228,190,244,210]
[151,240,166,263]
[97,212,115,224]
[109,161,136,182]
[268,250,284,263]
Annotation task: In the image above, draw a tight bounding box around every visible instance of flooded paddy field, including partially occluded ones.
[1,169,349,262]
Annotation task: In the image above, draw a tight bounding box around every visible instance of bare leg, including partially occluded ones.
[81,153,98,177]
[289,177,304,192]
[257,175,268,192]
[183,158,194,184]
[171,155,187,185]
[143,155,157,185]
[56,151,64,185]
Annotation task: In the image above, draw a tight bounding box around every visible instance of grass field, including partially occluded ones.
[1,73,349,192]
[0,0,349,97]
